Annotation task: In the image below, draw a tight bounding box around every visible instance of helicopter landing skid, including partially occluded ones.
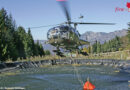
[53,50,65,57]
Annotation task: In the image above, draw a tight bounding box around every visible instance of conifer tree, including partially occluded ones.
[127,23,130,43]
[97,41,101,53]
[17,26,26,59]
[0,8,18,61]
[0,8,46,62]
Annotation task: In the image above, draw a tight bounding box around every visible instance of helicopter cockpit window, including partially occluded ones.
[50,27,61,38]
[64,26,69,30]
[60,26,69,32]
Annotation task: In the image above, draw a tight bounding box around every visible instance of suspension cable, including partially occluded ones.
[69,56,84,86]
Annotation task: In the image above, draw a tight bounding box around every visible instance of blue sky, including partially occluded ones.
[0,0,130,40]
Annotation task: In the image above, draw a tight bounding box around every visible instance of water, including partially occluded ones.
[0,65,130,90]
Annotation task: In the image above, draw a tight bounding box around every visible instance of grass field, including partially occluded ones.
[5,50,130,63]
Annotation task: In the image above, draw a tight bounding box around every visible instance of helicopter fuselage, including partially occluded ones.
[47,25,81,50]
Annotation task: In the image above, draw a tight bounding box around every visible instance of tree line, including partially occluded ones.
[90,36,121,53]
[86,27,130,54]
[0,8,49,62]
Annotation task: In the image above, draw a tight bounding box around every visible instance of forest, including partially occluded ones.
[86,28,130,54]
[0,8,48,62]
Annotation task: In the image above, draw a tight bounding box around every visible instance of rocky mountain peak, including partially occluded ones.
[80,29,127,44]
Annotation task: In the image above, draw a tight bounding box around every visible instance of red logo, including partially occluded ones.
[115,2,130,12]
[127,2,130,8]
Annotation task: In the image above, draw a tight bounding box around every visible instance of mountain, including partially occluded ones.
[35,29,128,53]
[80,29,127,44]
[34,40,56,54]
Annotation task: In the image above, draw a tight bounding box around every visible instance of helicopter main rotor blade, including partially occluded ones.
[27,24,61,29]
[57,0,71,23]
[71,22,115,25]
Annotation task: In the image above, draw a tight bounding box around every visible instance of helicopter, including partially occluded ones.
[46,0,114,56]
